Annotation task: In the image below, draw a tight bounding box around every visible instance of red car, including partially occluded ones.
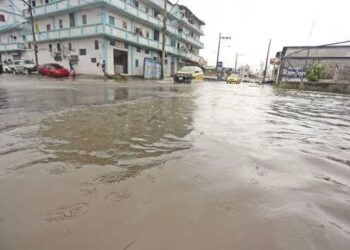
[39,63,69,77]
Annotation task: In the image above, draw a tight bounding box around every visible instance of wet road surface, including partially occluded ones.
[0,75,350,250]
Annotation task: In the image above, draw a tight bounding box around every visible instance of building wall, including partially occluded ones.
[1,0,204,76]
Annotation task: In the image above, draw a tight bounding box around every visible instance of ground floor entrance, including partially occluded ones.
[113,49,128,74]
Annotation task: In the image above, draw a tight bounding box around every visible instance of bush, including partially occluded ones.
[306,63,325,82]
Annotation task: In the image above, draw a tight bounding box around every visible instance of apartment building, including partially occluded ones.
[0,0,205,77]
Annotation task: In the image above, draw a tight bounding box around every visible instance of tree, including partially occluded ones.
[306,63,325,82]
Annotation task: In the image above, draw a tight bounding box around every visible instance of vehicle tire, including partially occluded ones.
[12,69,16,75]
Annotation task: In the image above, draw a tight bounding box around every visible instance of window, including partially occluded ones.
[110,40,115,46]
[135,59,139,67]
[32,1,36,7]
[94,40,99,50]
[45,0,49,3]
[68,42,72,51]
[49,44,52,52]
[145,7,149,14]
[46,24,51,31]
[79,49,87,55]
[122,21,127,29]
[28,43,31,49]
[57,43,61,51]
[135,27,143,36]
[58,19,63,29]
[91,58,97,63]
[82,15,87,25]
[69,13,76,27]
[134,1,139,8]
[137,47,141,53]
[145,50,149,54]
[109,16,115,26]
[146,31,150,38]
[0,14,5,22]
[154,30,159,41]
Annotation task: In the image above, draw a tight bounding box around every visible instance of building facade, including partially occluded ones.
[0,0,205,76]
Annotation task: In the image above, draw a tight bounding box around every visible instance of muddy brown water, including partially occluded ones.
[0,75,349,250]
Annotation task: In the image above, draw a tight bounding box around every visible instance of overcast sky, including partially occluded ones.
[180,0,350,71]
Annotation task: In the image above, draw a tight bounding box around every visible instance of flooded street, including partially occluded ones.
[0,75,350,250]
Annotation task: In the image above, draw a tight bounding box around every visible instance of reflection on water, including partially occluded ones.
[0,88,9,111]
[40,95,195,175]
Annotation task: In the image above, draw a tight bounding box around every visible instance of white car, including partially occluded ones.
[3,61,11,73]
[242,74,250,82]
[9,59,37,75]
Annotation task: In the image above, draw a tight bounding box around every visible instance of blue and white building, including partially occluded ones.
[0,0,206,76]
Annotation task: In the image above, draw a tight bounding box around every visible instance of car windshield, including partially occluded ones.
[230,74,239,77]
[50,64,63,69]
[179,66,200,73]
[24,60,34,64]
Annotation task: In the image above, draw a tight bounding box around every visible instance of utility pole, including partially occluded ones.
[160,0,179,79]
[234,52,238,73]
[216,32,222,71]
[263,38,271,83]
[20,0,39,71]
[160,0,167,79]
[215,33,231,79]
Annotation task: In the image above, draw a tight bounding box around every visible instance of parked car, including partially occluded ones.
[39,63,69,77]
[0,62,3,74]
[9,60,25,75]
[8,59,37,75]
[21,59,37,74]
[226,74,241,84]
[3,61,11,73]
[174,66,204,84]
[241,74,250,82]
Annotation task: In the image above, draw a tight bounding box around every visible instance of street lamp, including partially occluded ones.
[215,33,231,71]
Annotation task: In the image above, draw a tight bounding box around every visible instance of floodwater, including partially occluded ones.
[0,75,349,250]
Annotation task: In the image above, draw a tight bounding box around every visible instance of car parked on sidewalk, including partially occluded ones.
[8,59,37,75]
[39,63,69,77]
[174,66,204,84]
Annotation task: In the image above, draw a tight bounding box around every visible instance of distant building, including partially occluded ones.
[0,0,206,77]
[277,45,350,83]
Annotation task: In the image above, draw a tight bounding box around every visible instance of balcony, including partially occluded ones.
[0,42,25,52]
[143,0,204,35]
[177,32,204,49]
[29,0,204,48]
[25,23,178,55]
[177,50,201,63]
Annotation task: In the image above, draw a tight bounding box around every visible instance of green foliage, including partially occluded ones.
[306,63,325,82]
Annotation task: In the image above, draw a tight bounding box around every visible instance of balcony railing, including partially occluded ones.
[0,42,25,51]
[25,23,181,57]
[177,32,204,49]
[29,0,204,48]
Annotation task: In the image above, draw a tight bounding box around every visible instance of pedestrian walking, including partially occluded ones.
[101,60,107,81]
[69,58,76,80]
